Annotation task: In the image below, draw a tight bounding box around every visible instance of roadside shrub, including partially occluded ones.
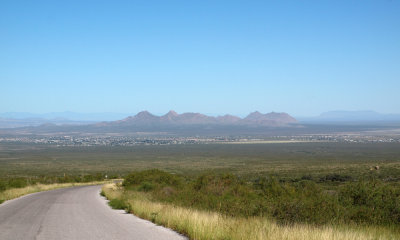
[0,180,6,192]
[138,181,155,192]
[82,173,105,182]
[123,169,182,189]
[338,180,400,225]
[256,178,340,224]
[108,198,128,210]
[8,178,27,188]
[188,173,260,216]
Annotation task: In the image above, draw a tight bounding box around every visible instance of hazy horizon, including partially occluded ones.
[1,1,399,116]
[1,109,400,122]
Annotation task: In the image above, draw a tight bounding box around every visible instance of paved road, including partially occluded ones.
[0,185,187,240]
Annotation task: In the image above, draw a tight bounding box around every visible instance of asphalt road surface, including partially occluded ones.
[0,185,187,240]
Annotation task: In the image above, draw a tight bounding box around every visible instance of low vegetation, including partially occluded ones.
[0,181,107,203]
[103,182,399,240]
[119,169,400,227]
[0,173,109,203]
[2,142,400,181]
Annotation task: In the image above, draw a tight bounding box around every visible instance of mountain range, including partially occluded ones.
[3,110,400,136]
[98,110,298,127]
[2,110,400,129]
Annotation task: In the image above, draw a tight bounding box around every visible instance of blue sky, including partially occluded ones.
[1,0,399,117]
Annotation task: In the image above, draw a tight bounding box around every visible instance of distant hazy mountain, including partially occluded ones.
[0,111,132,128]
[243,111,297,125]
[0,117,95,128]
[100,110,297,127]
[301,111,400,123]
[0,112,129,121]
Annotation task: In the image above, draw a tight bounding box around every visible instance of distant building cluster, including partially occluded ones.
[0,134,398,147]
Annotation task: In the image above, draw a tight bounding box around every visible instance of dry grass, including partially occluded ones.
[0,181,108,202]
[102,183,399,240]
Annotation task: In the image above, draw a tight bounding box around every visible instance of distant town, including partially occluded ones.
[0,134,399,147]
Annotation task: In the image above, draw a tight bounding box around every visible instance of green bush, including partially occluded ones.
[255,178,340,224]
[108,198,128,210]
[339,180,400,225]
[123,169,182,189]
[8,178,27,188]
[138,181,155,192]
[0,180,6,192]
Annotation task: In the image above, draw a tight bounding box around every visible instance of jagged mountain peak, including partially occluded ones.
[216,114,241,123]
[245,111,264,120]
[135,110,155,118]
[165,110,178,116]
[161,110,179,121]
